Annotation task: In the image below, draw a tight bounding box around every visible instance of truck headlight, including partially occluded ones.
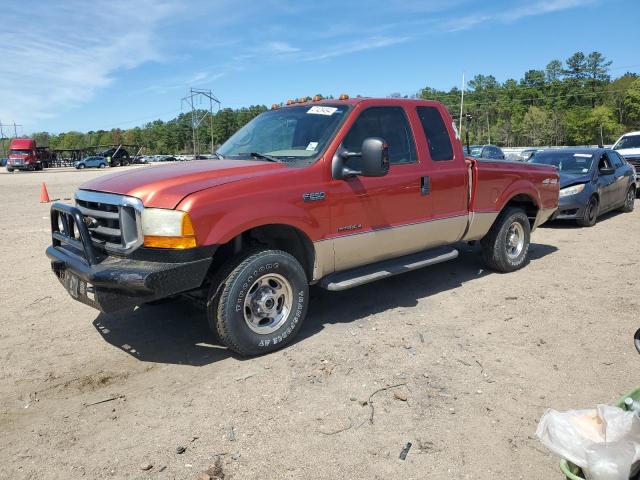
[141,208,196,249]
[559,184,585,198]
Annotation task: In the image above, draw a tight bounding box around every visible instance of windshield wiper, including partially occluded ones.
[248,152,282,163]
[212,151,224,159]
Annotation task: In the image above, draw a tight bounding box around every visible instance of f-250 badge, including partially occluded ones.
[302,192,325,202]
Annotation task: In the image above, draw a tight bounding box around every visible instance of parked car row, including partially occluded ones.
[528,147,635,227]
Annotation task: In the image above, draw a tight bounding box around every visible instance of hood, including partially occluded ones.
[617,147,640,158]
[559,172,592,189]
[79,159,285,209]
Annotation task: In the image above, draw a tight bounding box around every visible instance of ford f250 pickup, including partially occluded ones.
[46,97,559,355]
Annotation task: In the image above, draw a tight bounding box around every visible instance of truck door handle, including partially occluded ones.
[421,176,430,196]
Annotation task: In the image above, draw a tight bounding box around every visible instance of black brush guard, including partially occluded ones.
[46,202,213,313]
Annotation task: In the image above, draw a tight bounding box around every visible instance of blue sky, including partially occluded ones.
[1,0,638,134]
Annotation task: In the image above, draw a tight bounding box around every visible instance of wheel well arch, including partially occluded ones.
[208,223,315,281]
[502,193,539,229]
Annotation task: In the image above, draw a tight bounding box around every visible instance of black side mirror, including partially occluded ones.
[599,166,615,176]
[332,137,389,180]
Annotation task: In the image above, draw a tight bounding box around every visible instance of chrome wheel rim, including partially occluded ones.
[243,273,293,334]
[505,222,525,259]
[627,189,634,209]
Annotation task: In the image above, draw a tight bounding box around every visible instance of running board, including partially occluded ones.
[320,246,459,291]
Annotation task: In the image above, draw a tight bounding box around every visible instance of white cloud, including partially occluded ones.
[441,0,596,32]
[0,0,178,128]
[305,36,412,61]
[265,41,300,54]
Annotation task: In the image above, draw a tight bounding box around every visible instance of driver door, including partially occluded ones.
[327,106,434,272]
[596,153,616,210]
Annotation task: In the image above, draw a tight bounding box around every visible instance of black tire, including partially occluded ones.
[99,163,106,169]
[78,164,85,169]
[577,195,598,227]
[6,167,13,173]
[481,207,531,273]
[207,249,309,356]
[620,186,635,213]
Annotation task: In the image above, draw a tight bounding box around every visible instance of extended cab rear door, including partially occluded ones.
[327,102,468,272]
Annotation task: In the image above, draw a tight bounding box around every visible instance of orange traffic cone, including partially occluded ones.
[40,182,50,203]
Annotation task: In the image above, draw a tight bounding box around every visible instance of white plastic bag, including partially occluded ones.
[536,405,640,480]
[585,441,635,480]
[536,408,604,467]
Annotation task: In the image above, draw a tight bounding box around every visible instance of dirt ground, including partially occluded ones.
[0,166,638,480]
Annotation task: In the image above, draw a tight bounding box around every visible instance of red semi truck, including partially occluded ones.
[47,97,559,355]
[6,138,56,171]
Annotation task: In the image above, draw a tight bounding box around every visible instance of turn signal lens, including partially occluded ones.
[141,209,197,249]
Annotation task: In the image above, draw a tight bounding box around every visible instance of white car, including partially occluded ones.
[613,131,640,192]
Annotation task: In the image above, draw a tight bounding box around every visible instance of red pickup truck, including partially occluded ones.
[47,97,558,355]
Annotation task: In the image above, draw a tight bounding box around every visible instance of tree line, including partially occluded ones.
[2,51,640,157]
[419,51,640,146]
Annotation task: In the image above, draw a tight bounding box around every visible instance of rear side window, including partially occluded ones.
[343,106,416,164]
[416,106,454,161]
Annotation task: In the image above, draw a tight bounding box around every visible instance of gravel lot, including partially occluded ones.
[0,166,638,480]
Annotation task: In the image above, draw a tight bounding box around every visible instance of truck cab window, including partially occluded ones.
[416,106,454,161]
[342,107,416,165]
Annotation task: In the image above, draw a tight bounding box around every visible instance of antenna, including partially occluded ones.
[459,72,465,136]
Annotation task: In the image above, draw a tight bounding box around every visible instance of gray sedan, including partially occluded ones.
[529,148,635,227]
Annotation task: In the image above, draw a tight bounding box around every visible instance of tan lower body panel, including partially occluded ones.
[312,215,468,280]
[461,211,499,241]
[534,207,557,230]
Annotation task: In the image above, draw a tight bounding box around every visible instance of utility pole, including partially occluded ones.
[0,121,4,157]
[486,111,491,144]
[181,88,221,157]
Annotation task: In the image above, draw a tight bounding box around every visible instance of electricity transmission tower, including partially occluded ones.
[181,88,221,157]
[0,121,23,155]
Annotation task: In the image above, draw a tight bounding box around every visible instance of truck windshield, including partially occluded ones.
[10,149,31,155]
[529,151,594,175]
[614,135,640,150]
[217,104,350,164]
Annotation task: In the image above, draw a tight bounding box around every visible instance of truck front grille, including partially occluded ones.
[626,157,640,174]
[75,190,143,254]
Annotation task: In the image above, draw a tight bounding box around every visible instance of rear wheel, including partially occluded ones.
[577,195,598,227]
[620,186,635,213]
[207,250,308,356]
[78,164,85,169]
[6,167,13,173]
[481,207,531,273]
[99,163,106,169]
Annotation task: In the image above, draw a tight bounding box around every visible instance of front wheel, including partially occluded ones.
[620,186,635,213]
[207,250,309,356]
[481,207,531,273]
[99,163,106,169]
[78,164,85,169]
[6,167,13,173]
[577,195,598,227]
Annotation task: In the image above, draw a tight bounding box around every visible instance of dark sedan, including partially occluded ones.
[529,148,635,227]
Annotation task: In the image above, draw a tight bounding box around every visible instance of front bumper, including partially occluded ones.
[553,190,591,220]
[46,202,214,313]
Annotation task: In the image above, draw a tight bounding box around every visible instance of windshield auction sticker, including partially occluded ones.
[307,106,337,116]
